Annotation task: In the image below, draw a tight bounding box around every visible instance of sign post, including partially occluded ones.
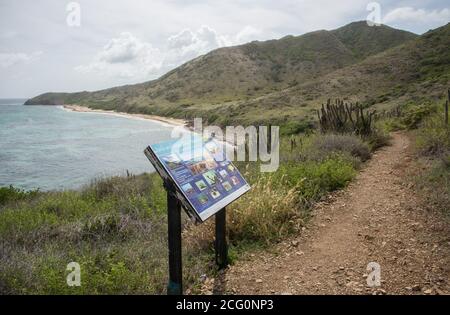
[144,135,250,295]
[166,185,183,295]
[215,208,228,269]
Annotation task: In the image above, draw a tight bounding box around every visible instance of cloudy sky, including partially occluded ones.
[0,0,449,98]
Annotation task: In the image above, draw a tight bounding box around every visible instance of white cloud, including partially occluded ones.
[76,25,265,80]
[0,51,42,68]
[234,26,265,44]
[165,25,231,67]
[165,24,267,66]
[75,32,163,79]
[383,7,450,25]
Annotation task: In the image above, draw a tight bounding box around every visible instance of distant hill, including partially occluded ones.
[224,22,450,126]
[27,21,445,127]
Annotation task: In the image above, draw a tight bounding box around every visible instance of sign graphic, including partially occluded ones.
[144,134,250,222]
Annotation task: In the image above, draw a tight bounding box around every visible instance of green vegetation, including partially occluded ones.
[0,186,39,205]
[0,130,379,294]
[24,21,428,126]
[378,93,450,216]
[414,99,450,216]
[7,20,450,294]
[0,174,218,294]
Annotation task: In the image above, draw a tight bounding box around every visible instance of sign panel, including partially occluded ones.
[144,134,250,222]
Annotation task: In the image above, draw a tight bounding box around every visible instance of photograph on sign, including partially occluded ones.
[144,134,251,222]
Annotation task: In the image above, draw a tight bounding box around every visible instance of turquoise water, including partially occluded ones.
[0,100,174,191]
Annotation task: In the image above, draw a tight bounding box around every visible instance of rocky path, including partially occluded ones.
[211,133,449,295]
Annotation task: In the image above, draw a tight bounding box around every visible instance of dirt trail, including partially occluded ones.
[215,133,449,295]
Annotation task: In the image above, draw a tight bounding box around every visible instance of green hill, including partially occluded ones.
[226,22,450,126]
[27,21,443,127]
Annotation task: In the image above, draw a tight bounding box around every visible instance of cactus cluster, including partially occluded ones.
[317,99,376,136]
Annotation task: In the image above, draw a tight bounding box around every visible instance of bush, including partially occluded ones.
[366,129,391,151]
[281,156,356,199]
[415,113,450,157]
[280,120,314,136]
[228,176,304,244]
[414,105,450,217]
[401,104,435,130]
[0,186,39,206]
[415,162,450,216]
[310,134,371,162]
[228,156,355,244]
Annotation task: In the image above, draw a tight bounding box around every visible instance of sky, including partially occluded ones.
[0,0,449,98]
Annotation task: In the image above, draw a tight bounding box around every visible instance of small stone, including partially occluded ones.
[435,288,445,295]
[291,240,299,247]
[412,284,421,291]
[423,288,432,295]
[255,279,263,283]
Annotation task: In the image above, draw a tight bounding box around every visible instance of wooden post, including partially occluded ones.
[215,208,228,269]
[445,100,448,126]
[445,88,449,126]
[267,124,272,154]
[167,191,183,295]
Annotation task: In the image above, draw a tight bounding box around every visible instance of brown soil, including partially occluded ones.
[206,133,450,295]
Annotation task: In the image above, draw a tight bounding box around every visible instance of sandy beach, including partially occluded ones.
[63,104,235,147]
[63,104,187,128]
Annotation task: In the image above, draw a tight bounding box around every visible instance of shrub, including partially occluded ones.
[415,162,450,216]
[382,118,406,132]
[0,186,39,206]
[366,129,391,151]
[310,134,371,162]
[401,104,435,130]
[415,113,450,157]
[228,176,304,244]
[280,120,314,136]
[281,156,356,200]
[227,155,356,245]
[413,104,450,217]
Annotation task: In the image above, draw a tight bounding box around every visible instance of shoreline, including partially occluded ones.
[62,104,235,147]
[62,104,187,128]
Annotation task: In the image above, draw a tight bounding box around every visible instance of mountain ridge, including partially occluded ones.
[26,21,447,127]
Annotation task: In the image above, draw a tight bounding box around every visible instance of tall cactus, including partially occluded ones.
[317,98,376,136]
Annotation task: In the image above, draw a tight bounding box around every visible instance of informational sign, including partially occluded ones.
[144,134,251,222]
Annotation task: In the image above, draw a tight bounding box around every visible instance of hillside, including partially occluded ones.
[220,22,450,126]
[25,21,418,124]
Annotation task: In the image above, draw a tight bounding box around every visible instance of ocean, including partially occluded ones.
[0,99,175,191]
